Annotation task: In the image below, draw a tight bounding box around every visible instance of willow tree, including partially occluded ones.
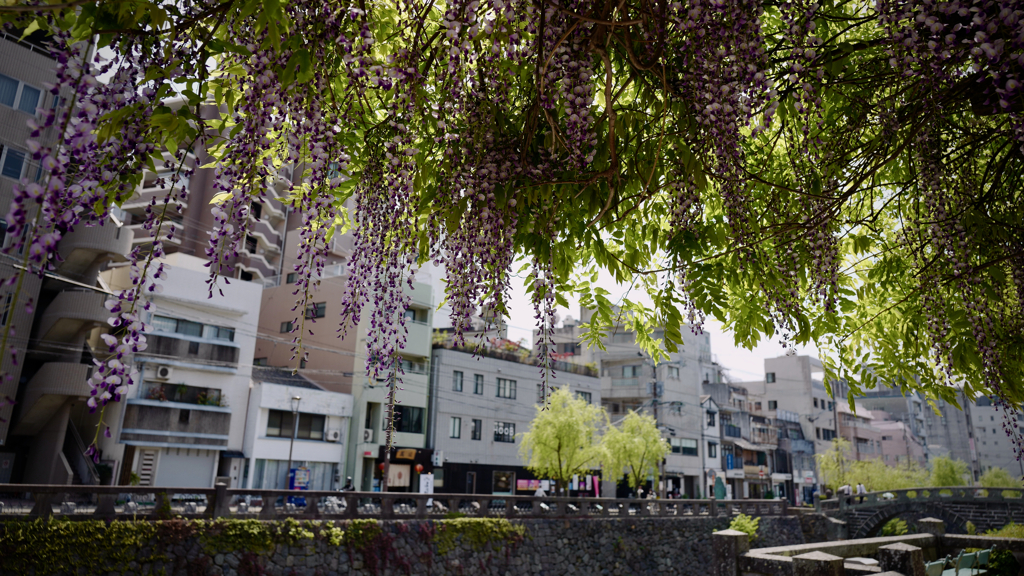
[519,386,605,492]
[0,0,1022,459]
[601,410,670,492]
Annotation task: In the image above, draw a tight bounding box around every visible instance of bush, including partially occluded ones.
[880,518,908,536]
[979,523,1024,576]
[728,514,760,542]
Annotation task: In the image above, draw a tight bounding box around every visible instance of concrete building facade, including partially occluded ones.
[428,344,601,495]
[972,396,1023,478]
[98,253,261,488]
[242,367,353,491]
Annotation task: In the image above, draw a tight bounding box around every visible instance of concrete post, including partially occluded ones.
[826,517,848,541]
[917,517,946,537]
[878,542,925,576]
[212,482,229,518]
[712,529,750,576]
[814,493,821,513]
[792,551,844,576]
[709,497,718,517]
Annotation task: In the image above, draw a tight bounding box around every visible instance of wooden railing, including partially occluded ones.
[0,484,788,520]
[816,486,1023,512]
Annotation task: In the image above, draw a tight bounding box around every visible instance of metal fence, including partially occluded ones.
[0,484,788,521]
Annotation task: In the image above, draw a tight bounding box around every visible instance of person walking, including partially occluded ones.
[856,482,866,504]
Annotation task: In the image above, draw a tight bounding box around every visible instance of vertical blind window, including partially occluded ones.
[1,149,25,179]
[473,374,483,394]
[453,371,463,392]
[449,417,461,438]
[17,85,39,114]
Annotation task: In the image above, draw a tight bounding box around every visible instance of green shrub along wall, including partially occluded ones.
[0,515,806,576]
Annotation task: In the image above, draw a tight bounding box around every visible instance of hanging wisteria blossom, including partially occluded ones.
[0,0,1022,462]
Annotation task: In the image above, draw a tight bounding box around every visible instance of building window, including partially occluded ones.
[816,427,822,440]
[494,421,516,443]
[576,391,592,404]
[203,325,235,341]
[706,411,716,427]
[671,438,698,456]
[187,341,200,354]
[754,402,762,411]
[708,442,718,458]
[280,321,294,333]
[471,419,482,440]
[814,398,819,408]
[537,383,546,404]
[766,372,776,383]
[0,74,41,115]
[822,429,836,441]
[254,357,268,366]
[473,374,484,395]
[668,365,680,379]
[179,409,191,423]
[0,293,11,327]
[266,410,326,440]
[827,401,834,411]
[286,273,297,284]
[450,417,461,438]
[453,371,463,392]
[390,405,424,434]
[623,365,641,377]
[496,378,517,399]
[768,400,777,410]
[305,302,326,319]
[0,147,26,180]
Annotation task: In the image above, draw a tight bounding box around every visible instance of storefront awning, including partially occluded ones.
[731,438,777,452]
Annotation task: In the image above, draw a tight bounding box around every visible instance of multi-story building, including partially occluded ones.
[858,381,928,454]
[972,396,1023,478]
[774,409,815,505]
[120,117,289,285]
[836,403,883,462]
[703,382,777,499]
[428,339,601,495]
[547,309,709,498]
[344,279,435,492]
[94,253,261,488]
[923,394,979,481]
[0,32,139,485]
[875,415,927,468]
[241,367,353,491]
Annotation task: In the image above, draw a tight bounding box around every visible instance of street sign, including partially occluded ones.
[758,466,766,479]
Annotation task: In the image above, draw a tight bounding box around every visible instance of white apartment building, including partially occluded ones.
[97,253,261,488]
[242,367,353,490]
[344,280,435,491]
[973,396,1023,479]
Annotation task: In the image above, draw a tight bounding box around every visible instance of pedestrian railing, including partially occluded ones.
[0,484,788,520]
[815,486,1023,512]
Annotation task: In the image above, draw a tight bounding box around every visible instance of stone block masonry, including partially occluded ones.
[0,516,807,576]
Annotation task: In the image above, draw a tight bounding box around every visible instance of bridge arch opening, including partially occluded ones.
[853,503,969,539]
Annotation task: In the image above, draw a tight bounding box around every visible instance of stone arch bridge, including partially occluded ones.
[821,487,1024,538]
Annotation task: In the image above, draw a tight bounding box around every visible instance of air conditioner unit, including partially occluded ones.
[326,429,341,442]
[362,428,373,443]
[154,366,174,381]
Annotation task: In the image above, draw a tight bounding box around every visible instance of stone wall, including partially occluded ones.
[1,516,807,576]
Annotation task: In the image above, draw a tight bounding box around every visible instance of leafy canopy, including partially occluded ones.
[600,410,670,491]
[519,386,605,490]
[1,0,1023,456]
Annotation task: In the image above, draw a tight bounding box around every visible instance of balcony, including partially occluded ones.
[37,290,110,343]
[409,282,433,309]
[128,218,184,246]
[612,378,640,387]
[328,233,354,257]
[406,321,432,357]
[142,334,240,368]
[723,424,742,438]
[121,399,230,449]
[56,223,133,279]
[237,251,277,279]
[122,184,189,211]
[14,362,92,435]
[248,218,282,251]
[790,439,815,454]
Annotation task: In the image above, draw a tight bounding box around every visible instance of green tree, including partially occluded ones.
[519,387,605,493]
[600,411,670,492]
[815,438,854,490]
[929,456,970,487]
[979,468,1021,488]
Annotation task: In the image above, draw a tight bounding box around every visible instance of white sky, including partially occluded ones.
[427,262,819,383]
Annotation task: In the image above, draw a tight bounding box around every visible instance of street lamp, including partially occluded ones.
[286,395,301,488]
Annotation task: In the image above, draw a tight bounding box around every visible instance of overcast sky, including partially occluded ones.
[426,262,820,383]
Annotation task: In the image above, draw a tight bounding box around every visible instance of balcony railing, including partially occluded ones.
[0,484,789,520]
